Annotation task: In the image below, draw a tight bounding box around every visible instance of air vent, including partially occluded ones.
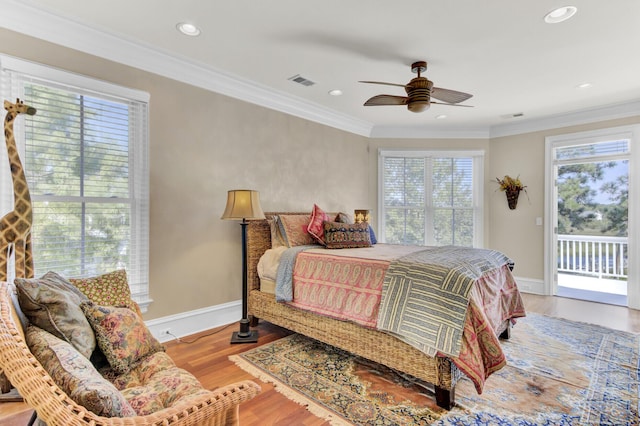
[288,74,316,87]
[500,112,525,119]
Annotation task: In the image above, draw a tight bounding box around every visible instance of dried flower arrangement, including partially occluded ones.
[495,175,527,209]
[495,175,526,192]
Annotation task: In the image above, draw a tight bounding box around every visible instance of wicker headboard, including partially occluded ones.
[245,212,310,292]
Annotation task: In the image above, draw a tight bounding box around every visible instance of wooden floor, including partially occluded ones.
[2,293,640,426]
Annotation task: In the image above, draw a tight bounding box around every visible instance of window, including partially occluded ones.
[378,150,484,247]
[1,55,151,310]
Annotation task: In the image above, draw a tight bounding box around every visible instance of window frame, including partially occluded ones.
[0,54,152,311]
[378,149,485,247]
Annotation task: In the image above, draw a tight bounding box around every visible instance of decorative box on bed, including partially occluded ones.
[246,212,525,409]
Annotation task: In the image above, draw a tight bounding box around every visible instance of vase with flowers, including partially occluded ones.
[496,175,527,209]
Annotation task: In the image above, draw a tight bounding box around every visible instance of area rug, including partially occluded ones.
[230,313,639,425]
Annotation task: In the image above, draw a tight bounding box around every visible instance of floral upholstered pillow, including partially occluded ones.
[307,204,330,246]
[70,270,141,317]
[323,221,372,249]
[26,325,136,418]
[277,214,315,247]
[15,271,96,359]
[81,302,164,375]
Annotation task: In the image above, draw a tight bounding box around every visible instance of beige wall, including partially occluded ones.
[0,29,370,319]
[2,29,639,319]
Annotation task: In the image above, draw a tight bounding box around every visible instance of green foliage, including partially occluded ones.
[557,160,627,236]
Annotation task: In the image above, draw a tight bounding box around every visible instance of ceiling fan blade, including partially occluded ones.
[364,95,409,106]
[359,80,409,88]
[431,101,474,107]
[431,87,473,104]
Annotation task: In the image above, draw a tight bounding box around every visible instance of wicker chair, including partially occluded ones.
[0,282,261,425]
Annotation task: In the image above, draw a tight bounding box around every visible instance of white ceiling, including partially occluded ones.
[2,0,640,138]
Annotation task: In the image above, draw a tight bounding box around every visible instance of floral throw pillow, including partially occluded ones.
[307,204,329,246]
[81,302,164,375]
[323,221,372,249]
[26,325,136,418]
[70,270,141,317]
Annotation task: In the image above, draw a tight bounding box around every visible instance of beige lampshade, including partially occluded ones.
[221,190,265,220]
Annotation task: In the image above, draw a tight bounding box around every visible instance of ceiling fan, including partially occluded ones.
[360,61,473,113]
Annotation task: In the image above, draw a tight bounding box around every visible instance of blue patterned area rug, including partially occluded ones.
[230,313,639,425]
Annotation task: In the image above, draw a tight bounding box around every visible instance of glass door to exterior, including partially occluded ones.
[548,135,631,306]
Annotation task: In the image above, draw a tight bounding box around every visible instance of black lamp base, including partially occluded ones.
[230,330,259,344]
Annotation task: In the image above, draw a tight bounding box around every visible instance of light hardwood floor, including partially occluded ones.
[2,293,639,426]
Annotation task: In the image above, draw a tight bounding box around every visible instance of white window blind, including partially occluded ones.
[379,150,483,247]
[0,55,151,309]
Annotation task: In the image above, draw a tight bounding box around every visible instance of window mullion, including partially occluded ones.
[80,95,86,276]
[424,157,433,246]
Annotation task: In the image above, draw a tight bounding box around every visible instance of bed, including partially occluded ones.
[246,211,525,409]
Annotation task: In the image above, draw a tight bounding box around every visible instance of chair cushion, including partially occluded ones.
[104,351,211,416]
[81,302,164,375]
[25,325,136,418]
[15,271,96,359]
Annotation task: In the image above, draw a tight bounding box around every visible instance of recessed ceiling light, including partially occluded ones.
[328,89,343,96]
[176,22,201,36]
[435,114,447,120]
[544,6,577,24]
[576,82,593,89]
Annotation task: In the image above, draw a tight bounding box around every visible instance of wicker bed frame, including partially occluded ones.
[246,212,468,409]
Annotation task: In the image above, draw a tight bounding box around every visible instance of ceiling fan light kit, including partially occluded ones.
[360,61,473,113]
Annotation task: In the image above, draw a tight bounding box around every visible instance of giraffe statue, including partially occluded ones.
[0,99,36,398]
[0,98,37,282]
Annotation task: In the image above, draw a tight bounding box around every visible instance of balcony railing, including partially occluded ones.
[558,234,628,279]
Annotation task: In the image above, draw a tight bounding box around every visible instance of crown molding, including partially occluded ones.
[370,125,489,139]
[0,0,374,137]
[489,100,640,138]
[2,0,638,140]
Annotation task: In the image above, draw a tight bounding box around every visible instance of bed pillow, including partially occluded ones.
[69,270,141,317]
[369,225,378,244]
[81,302,164,375]
[323,221,372,249]
[307,204,330,246]
[268,217,287,248]
[334,212,354,224]
[277,214,315,247]
[26,325,136,418]
[15,271,96,359]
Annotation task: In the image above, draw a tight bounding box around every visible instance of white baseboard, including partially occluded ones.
[146,300,241,343]
[514,276,546,295]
